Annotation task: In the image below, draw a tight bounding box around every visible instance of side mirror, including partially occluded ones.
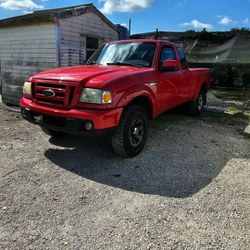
[162,60,178,69]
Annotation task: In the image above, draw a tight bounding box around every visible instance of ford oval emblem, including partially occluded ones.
[42,89,55,97]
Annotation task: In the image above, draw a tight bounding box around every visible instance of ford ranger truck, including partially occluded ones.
[20,39,211,157]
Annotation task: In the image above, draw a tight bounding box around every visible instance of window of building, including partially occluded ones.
[86,36,99,60]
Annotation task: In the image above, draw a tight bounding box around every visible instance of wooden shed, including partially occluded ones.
[0,4,119,106]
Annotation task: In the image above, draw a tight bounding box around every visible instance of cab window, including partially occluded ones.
[159,46,177,71]
[160,47,176,63]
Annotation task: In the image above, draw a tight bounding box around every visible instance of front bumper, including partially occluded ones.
[20,97,123,135]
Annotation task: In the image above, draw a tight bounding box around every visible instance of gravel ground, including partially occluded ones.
[0,105,249,250]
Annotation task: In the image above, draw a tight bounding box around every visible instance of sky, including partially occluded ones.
[0,0,249,34]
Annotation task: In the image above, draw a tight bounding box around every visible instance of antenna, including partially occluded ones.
[129,19,132,36]
[154,28,159,39]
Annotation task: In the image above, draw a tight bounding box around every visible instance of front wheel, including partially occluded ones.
[187,91,206,116]
[112,105,149,157]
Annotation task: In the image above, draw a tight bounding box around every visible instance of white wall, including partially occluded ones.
[0,12,119,106]
[58,12,119,67]
[0,22,57,105]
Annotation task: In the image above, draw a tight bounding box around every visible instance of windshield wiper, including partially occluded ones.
[86,61,100,65]
[107,62,143,67]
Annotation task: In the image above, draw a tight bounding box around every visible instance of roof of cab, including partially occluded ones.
[108,39,181,47]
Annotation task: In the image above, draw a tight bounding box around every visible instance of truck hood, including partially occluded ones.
[31,65,150,87]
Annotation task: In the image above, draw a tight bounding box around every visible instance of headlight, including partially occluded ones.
[23,81,32,95]
[79,88,112,104]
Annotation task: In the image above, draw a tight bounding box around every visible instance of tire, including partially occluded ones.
[112,105,149,157]
[41,126,66,137]
[187,90,206,116]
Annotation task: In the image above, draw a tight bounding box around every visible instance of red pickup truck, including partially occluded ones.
[20,39,211,157]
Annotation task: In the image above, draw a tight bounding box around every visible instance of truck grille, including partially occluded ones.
[33,82,77,108]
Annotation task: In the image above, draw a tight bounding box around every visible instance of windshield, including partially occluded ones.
[86,42,156,68]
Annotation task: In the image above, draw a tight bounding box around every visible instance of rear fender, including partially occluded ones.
[192,72,211,100]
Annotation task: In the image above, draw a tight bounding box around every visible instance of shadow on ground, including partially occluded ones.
[44,111,248,198]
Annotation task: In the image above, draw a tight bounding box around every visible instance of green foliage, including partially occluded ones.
[218,65,238,86]
[231,27,250,33]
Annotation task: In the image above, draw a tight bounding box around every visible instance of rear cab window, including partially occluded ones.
[177,47,188,69]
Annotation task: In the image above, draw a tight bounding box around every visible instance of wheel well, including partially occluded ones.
[128,96,153,119]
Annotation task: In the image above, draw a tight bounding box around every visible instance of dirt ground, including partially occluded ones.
[0,103,249,249]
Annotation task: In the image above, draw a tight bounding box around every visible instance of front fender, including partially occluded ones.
[116,84,157,118]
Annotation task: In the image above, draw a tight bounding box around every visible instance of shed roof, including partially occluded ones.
[0,3,117,31]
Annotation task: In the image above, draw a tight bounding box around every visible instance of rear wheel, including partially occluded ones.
[187,90,206,116]
[112,105,148,157]
[41,126,66,137]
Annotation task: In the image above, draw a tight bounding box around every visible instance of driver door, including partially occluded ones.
[156,46,182,113]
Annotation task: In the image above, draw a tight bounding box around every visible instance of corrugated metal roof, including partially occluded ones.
[0,3,117,31]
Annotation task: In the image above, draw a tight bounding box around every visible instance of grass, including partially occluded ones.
[212,89,250,105]
[200,110,250,128]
